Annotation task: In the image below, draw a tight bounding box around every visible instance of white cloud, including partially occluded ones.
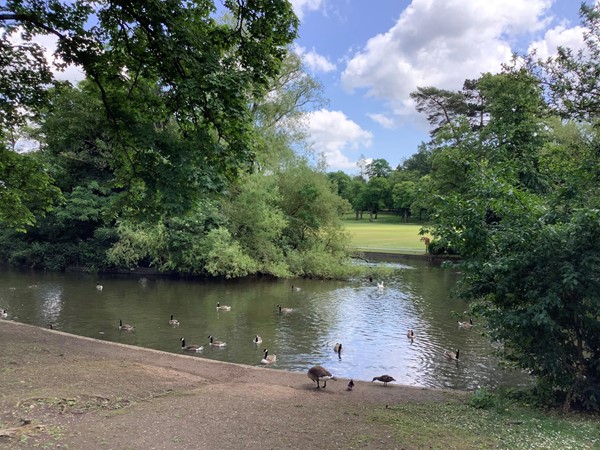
[368,113,395,129]
[341,0,556,117]
[294,44,336,73]
[289,0,326,20]
[305,109,373,170]
[528,24,587,59]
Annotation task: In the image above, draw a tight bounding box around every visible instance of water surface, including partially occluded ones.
[0,260,530,390]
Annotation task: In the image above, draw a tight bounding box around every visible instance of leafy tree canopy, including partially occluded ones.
[416,4,600,411]
[0,0,298,225]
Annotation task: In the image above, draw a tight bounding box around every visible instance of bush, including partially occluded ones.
[469,388,496,409]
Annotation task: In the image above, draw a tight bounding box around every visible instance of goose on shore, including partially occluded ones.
[261,349,277,364]
[208,335,227,347]
[444,349,460,361]
[372,375,396,386]
[216,302,231,311]
[118,320,134,332]
[169,315,180,326]
[180,338,203,352]
[347,379,355,391]
[0,309,7,319]
[307,365,336,389]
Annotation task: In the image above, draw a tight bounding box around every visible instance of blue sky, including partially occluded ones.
[289,0,589,174]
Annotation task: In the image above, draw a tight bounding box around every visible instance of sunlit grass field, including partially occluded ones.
[343,214,427,254]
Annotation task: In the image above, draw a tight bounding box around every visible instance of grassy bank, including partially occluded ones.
[371,398,599,449]
[343,214,427,254]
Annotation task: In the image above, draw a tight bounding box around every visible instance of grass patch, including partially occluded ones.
[343,219,427,254]
[371,400,599,450]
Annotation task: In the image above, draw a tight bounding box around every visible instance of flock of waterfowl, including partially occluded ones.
[113,287,298,373]
[3,279,475,391]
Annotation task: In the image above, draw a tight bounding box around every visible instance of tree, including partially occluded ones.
[223,172,288,276]
[532,4,600,120]
[392,181,416,222]
[326,170,352,199]
[476,69,548,193]
[346,176,367,220]
[356,154,367,178]
[0,145,61,232]
[419,65,600,410]
[398,142,432,176]
[363,176,389,220]
[410,86,469,139]
[1,0,299,222]
[365,158,391,178]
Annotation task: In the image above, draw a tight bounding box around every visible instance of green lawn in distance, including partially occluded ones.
[343,219,427,254]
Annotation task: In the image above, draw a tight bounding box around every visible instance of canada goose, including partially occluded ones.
[118,320,134,331]
[96,283,103,291]
[372,375,396,386]
[347,379,355,391]
[444,349,460,360]
[261,349,277,364]
[208,335,227,347]
[333,343,342,356]
[377,281,384,289]
[458,318,474,328]
[0,309,7,318]
[307,365,336,389]
[180,338,203,352]
[253,335,263,344]
[407,330,415,340]
[277,304,293,313]
[169,315,180,326]
[292,285,301,292]
[216,302,231,311]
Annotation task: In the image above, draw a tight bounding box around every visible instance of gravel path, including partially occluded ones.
[0,320,464,449]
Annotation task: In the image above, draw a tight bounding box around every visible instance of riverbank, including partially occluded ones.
[0,320,462,449]
[354,250,460,265]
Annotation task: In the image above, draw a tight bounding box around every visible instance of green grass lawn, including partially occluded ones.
[343,215,427,254]
[370,400,600,450]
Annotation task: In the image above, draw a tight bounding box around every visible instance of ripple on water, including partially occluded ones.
[0,267,531,390]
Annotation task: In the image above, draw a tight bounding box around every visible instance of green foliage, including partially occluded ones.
[224,173,287,273]
[202,228,258,279]
[1,0,298,220]
[532,4,600,120]
[365,158,392,178]
[0,2,362,281]
[468,388,497,409]
[0,146,62,232]
[413,7,600,411]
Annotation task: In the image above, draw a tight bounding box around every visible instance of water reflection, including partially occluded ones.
[0,262,531,391]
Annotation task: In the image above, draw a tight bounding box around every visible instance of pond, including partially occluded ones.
[0,259,530,391]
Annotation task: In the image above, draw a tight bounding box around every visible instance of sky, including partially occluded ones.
[15,0,591,172]
[288,0,590,174]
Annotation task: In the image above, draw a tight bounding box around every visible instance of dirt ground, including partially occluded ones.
[0,320,465,449]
